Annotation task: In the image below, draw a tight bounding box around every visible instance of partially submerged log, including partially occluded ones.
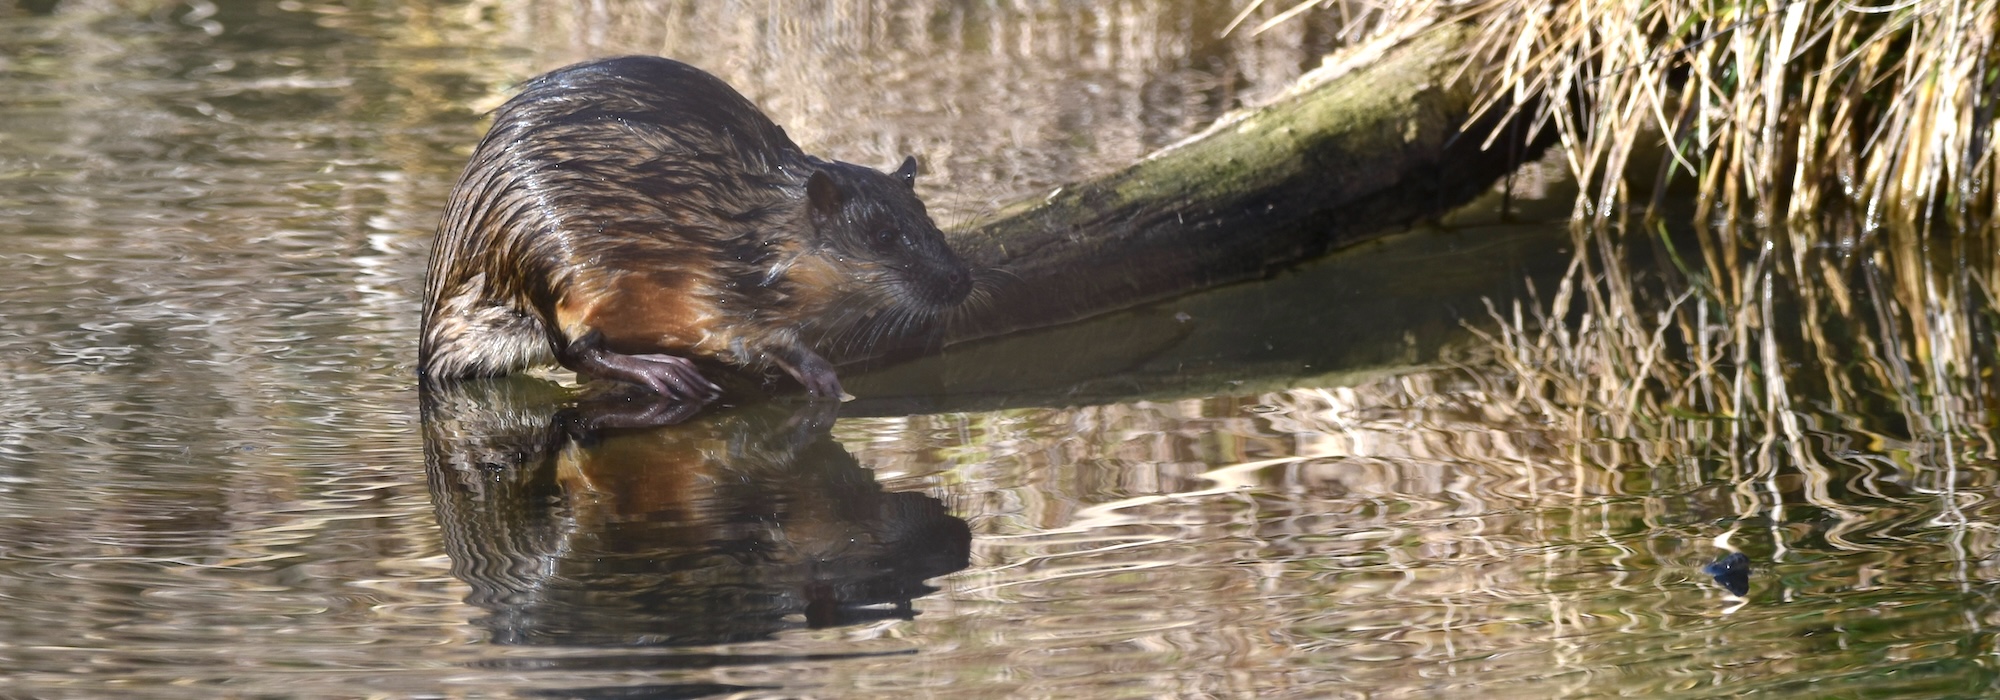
[844,220,1576,414]
[944,22,1522,344]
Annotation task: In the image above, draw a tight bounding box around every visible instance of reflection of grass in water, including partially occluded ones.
[1467,218,1997,519]
[1431,0,1995,474]
[1438,0,2000,578]
[1456,0,2000,456]
[1448,225,2000,690]
[1447,0,1997,495]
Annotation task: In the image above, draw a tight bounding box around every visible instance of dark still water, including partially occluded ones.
[4,1,1999,698]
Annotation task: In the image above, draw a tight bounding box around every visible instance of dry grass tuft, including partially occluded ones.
[1415,0,2000,479]
[1465,0,1997,233]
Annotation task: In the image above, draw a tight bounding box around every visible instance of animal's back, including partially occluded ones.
[419,56,806,381]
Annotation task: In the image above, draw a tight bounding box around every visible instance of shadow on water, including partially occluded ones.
[845,187,1580,415]
[421,380,970,693]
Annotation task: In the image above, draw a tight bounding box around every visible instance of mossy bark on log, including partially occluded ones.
[944,22,1516,344]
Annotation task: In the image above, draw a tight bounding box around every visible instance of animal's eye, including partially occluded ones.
[873,229,897,247]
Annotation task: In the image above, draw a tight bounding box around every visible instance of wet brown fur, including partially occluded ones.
[420,56,970,394]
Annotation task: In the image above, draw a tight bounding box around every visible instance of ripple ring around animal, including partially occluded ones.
[419,56,973,403]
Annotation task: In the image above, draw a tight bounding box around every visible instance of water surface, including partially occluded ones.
[4,2,1998,698]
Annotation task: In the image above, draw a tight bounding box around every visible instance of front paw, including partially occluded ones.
[801,371,845,400]
[770,346,847,400]
[628,353,723,400]
[562,331,721,403]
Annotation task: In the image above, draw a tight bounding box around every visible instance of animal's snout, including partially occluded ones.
[945,266,972,302]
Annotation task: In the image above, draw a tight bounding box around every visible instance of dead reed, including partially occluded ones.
[1465,0,1996,231]
[1437,0,1999,487]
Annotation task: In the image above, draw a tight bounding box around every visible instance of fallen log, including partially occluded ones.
[942,22,1527,344]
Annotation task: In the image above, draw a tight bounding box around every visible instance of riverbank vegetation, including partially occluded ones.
[1422,0,2000,491]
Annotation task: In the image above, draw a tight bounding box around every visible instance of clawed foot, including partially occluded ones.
[770,345,845,400]
[622,353,723,400]
[795,367,843,400]
[561,331,722,402]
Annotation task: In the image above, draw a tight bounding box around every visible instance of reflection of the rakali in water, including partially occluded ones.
[421,381,971,648]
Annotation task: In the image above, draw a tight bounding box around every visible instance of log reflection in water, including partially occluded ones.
[422,381,970,647]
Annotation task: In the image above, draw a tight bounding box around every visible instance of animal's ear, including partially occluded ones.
[893,156,919,188]
[807,170,844,218]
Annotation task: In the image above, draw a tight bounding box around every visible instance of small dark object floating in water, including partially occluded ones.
[1703,552,1751,596]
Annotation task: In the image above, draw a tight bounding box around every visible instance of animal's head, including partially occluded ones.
[805,157,972,309]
